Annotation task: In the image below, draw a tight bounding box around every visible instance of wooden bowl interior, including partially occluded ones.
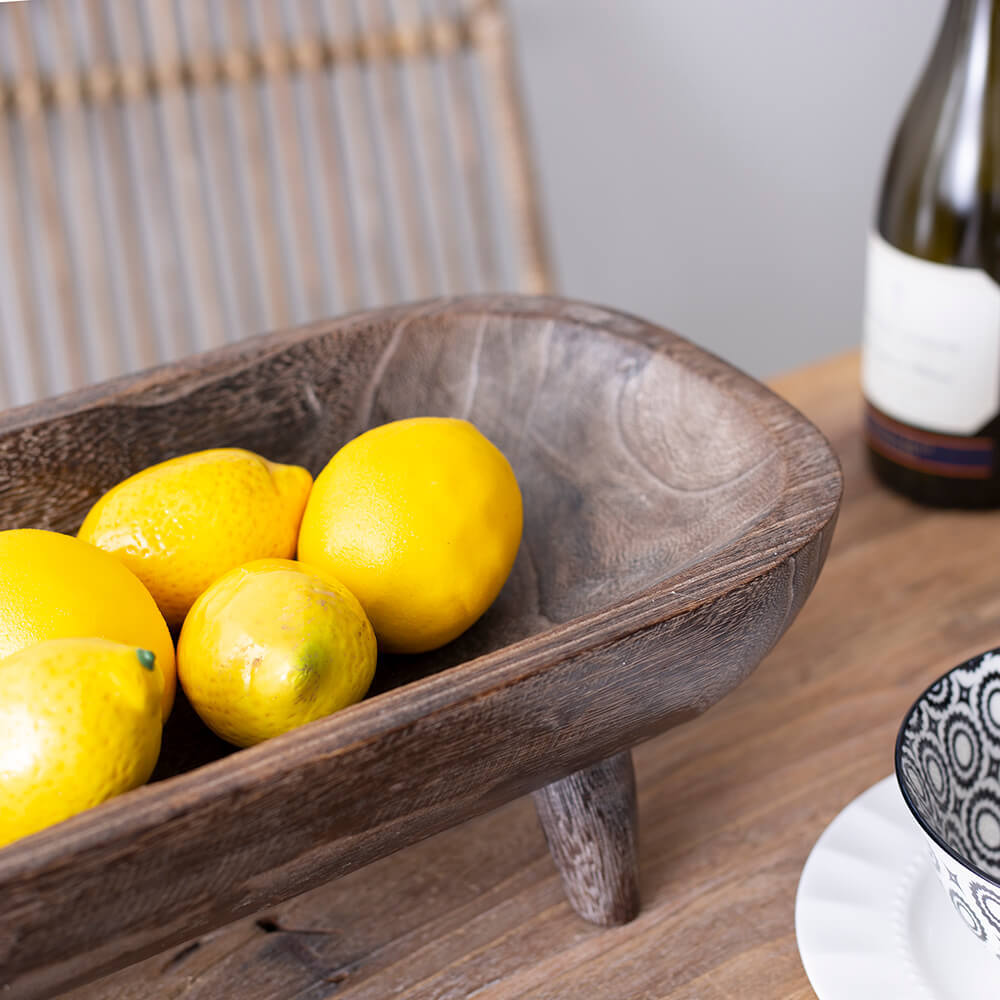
[3,304,785,780]
[363,309,785,675]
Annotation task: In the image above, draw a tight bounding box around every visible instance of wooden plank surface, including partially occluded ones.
[66,348,969,999]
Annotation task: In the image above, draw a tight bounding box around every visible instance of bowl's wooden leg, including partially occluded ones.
[532,750,639,926]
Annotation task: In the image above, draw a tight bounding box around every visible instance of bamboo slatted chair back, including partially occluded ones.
[0,0,551,410]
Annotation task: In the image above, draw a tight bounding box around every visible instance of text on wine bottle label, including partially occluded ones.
[862,232,1000,435]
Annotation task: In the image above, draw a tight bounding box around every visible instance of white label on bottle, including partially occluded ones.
[862,231,1000,435]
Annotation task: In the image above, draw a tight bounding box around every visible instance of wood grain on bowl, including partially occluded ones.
[0,296,841,998]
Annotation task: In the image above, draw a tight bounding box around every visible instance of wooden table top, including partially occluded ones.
[70,349,986,1000]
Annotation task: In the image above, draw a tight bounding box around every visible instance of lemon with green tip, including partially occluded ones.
[0,637,164,848]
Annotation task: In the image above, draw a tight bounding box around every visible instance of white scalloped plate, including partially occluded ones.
[795,776,999,998]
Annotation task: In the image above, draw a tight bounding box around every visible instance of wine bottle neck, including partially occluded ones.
[940,0,998,54]
[915,0,1000,234]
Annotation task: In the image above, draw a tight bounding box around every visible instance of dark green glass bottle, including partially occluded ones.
[863,0,1000,507]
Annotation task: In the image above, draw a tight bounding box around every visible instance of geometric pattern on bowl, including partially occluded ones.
[896,647,1000,955]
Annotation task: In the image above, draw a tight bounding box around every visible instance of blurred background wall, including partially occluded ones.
[508,0,944,377]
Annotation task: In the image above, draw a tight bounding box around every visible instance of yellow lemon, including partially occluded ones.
[78,448,313,629]
[177,558,377,747]
[298,417,522,654]
[0,638,163,848]
[0,529,176,719]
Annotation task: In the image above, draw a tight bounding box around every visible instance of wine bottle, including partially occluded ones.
[862,0,1000,507]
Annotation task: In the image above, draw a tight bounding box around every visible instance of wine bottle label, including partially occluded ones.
[862,231,1000,435]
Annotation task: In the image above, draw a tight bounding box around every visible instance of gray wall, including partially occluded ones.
[509,0,946,378]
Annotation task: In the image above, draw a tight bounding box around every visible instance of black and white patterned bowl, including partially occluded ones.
[896,647,1000,952]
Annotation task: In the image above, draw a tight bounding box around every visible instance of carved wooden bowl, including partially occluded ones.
[0,296,841,998]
